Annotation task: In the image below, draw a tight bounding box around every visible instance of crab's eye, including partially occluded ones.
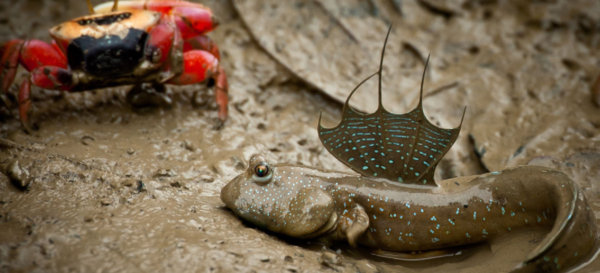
[252,162,272,183]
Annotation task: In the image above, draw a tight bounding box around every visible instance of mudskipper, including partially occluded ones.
[221,27,600,272]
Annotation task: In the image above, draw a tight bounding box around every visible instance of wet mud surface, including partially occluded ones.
[1,0,600,272]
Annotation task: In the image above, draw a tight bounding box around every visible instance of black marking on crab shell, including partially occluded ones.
[77,12,132,26]
[67,28,148,77]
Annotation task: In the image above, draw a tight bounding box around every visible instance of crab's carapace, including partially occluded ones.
[0,0,229,130]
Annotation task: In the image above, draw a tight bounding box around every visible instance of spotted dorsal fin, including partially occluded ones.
[318,26,465,187]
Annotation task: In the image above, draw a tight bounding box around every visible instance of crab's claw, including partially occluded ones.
[167,50,229,127]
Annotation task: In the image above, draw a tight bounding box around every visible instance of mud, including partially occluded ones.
[0,0,599,272]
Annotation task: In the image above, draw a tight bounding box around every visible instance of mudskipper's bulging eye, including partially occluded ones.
[255,164,269,177]
[252,162,272,183]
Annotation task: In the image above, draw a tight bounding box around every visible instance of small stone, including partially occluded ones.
[127,148,135,155]
[100,199,112,206]
[319,252,342,267]
[297,139,307,146]
[137,181,147,192]
[284,255,293,263]
[122,179,135,187]
[84,216,94,222]
[183,140,196,152]
[7,160,30,189]
[259,255,270,262]
[156,169,177,177]
[170,181,184,188]
[109,179,121,189]
[81,135,95,146]
[124,180,146,192]
[200,174,214,183]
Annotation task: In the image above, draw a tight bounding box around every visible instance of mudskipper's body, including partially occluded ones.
[220,28,600,272]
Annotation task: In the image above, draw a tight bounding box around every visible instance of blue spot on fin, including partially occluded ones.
[317,26,465,187]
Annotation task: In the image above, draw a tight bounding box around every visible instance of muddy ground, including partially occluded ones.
[1,0,600,272]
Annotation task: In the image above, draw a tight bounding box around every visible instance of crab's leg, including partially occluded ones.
[1,39,67,93]
[167,50,228,124]
[1,40,23,93]
[94,0,218,39]
[18,66,74,129]
[145,14,185,82]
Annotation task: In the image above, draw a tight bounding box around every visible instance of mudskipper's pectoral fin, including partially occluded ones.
[339,204,370,248]
[283,187,336,238]
[317,26,465,187]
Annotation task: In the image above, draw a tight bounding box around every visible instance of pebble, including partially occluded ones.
[127,148,135,155]
[170,181,185,188]
[200,174,214,183]
[81,135,95,146]
[122,179,136,187]
[136,180,146,192]
[319,251,342,267]
[7,160,31,189]
[100,199,113,206]
[259,256,270,262]
[183,140,196,152]
[156,169,177,177]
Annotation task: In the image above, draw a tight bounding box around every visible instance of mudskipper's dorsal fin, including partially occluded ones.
[318,26,465,187]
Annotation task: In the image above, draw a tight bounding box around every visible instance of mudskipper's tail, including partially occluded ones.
[513,169,599,272]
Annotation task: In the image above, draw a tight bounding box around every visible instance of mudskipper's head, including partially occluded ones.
[220,155,337,238]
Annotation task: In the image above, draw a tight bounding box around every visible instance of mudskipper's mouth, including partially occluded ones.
[220,179,235,209]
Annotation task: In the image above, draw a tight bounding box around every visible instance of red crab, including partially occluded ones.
[0,0,228,130]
